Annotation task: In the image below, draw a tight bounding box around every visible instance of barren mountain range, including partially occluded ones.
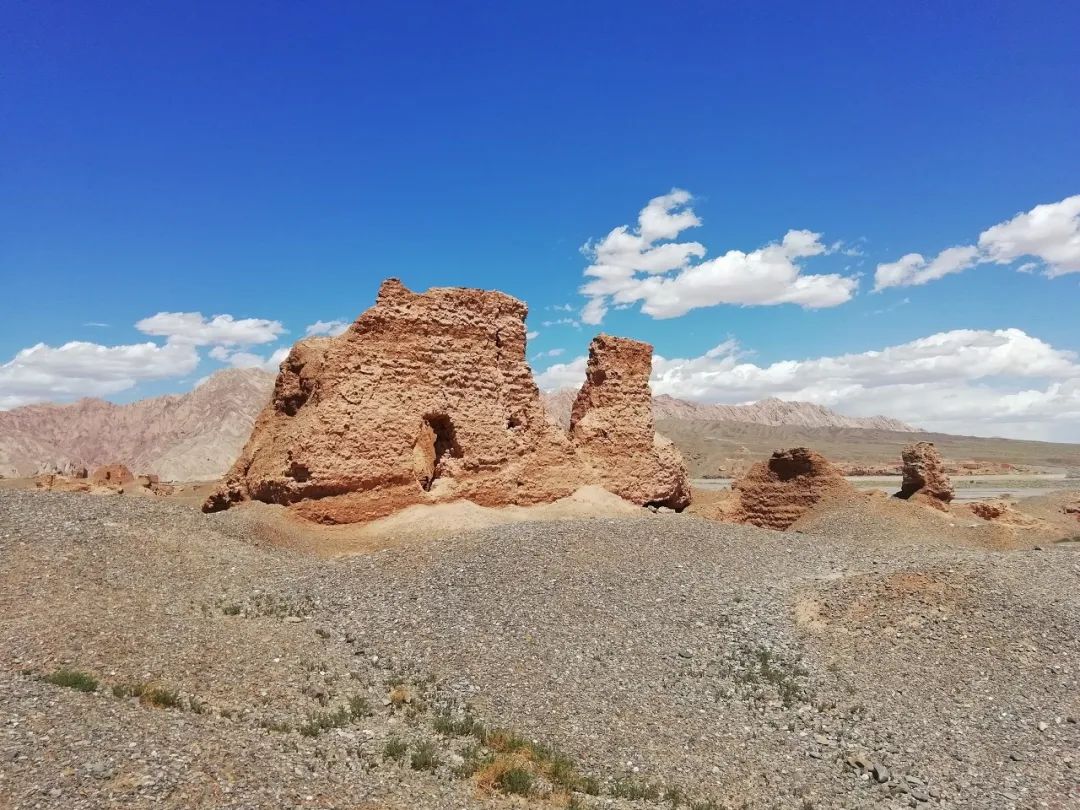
[6,367,1077,481]
[0,369,274,480]
[541,389,915,431]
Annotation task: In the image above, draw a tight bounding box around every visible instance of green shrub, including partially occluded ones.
[611,779,661,801]
[348,695,372,718]
[43,669,97,692]
[410,741,440,771]
[497,766,534,796]
[383,737,408,762]
[434,711,483,737]
[143,687,181,708]
[299,706,352,737]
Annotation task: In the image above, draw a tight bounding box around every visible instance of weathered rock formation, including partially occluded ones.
[730,447,855,530]
[969,501,1009,521]
[90,464,135,488]
[569,336,690,509]
[204,279,689,523]
[895,442,953,511]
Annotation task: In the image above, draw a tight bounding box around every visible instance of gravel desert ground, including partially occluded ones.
[2,487,1078,809]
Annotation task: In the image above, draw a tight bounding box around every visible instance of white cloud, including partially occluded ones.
[531,348,565,362]
[534,356,587,391]
[535,328,1080,441]
[873,245,980,291]
[0,340,199,409]
[978,194,1080,277]
[875,194,1080,289]
[579,189,858,324]
[2,306,291,409]
[541,317,581,329]
[136,312,285,345]
[526,330,539,340]
[305,319,350,337]
[869,297,910,316]
[831,240,865,257]
[83,321,110,328]
[210,346,290,372]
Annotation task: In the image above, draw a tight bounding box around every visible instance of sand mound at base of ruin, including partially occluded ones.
[221,484,648,556]
[791,488,1071,550]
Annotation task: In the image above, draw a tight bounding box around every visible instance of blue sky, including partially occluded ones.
[2,2,1079,439]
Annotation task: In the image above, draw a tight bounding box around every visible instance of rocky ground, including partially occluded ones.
[1,489,1078,809]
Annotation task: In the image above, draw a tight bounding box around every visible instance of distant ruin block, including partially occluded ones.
[90,463,135,487]
[731,447,854,530]
[895,441,953,510]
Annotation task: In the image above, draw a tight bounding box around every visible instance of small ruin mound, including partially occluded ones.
[970,501,1008,521]
[34,474,93,494]
[895,442,953,511]
[204,279,689,523]
[35,466,172,497]
[90,463,135,488]
[730,447,855,530]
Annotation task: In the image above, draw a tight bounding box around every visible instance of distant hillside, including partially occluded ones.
[0,369,274,480]
[541,390,916,432]
[657,418,1080,478]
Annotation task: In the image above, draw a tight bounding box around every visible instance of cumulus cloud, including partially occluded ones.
[873,246,980,290]
[526,330,539,341]
[136,312,285,345]
[978,194,1080,277]
[534,356,587,391]
[875,194,1080,289]
[305,319,350,337]
[536,328,1080,441]
[579,189,858,324]
[1,306,291,409]
[210,345,290,372]
[0,340,199,409]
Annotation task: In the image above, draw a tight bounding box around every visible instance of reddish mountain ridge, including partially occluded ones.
[1,369,913,481]
[0,369,274,480]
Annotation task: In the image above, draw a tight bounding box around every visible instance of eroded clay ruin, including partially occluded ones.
[729,447,855,530]
[204,279,690,523]
[895,441,954,511]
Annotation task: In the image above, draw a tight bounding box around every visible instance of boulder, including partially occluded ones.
[895,442,953,510]
[730,447,854,530]
[205,279,689,523]
[970,501,1009,521]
